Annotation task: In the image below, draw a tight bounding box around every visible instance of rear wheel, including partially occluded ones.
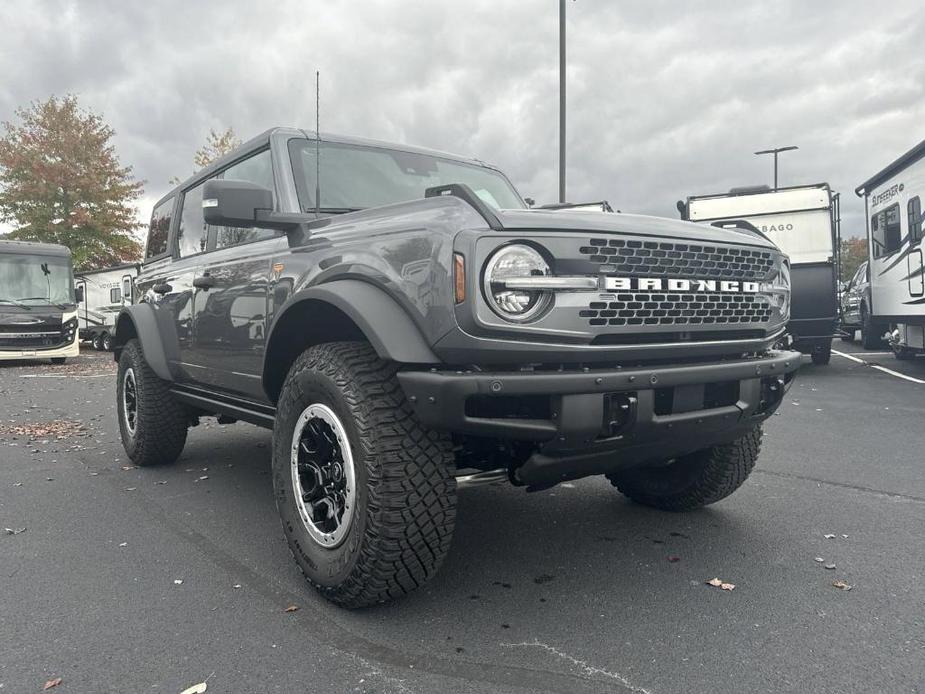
[607,427,762,512]
[101,332,113,351]
[272,341,456,608]
[811,342,832,365]
[91,334,103,350]
[116,339,188,466]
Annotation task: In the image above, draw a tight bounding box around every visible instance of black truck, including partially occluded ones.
[113,128,799,607]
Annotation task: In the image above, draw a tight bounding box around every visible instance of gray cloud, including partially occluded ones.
[1,0,924,237]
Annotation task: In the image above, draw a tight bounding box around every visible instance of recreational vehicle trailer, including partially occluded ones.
[679,184,839,365]
[0,240,79,363]
[856,139,925,360]
[74,263,138,350]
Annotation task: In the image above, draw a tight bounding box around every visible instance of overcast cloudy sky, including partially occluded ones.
[1,0,924,238]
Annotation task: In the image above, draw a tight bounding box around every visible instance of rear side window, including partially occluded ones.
[871,203,901,258]
[146,197,174,259]
[110,287,121,303]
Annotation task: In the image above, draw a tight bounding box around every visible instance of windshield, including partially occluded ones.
[0,253,76,306]
[289,139,526,212]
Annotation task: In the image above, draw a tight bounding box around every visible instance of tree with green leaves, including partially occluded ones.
[169,127,242,185]
[0,95,144,270]
[840,236,868,282]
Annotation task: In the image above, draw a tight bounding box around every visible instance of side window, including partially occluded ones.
[908,196,923,242]
[872,204,901,258]
[215,150,278,250]
[110,287,121,303]
[145,197,174,259]
[177,183,210,257]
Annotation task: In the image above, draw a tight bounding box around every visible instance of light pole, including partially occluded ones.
[754,145,798,190]
[559,0,567,203]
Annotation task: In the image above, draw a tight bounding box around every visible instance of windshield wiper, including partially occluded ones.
[18,297,70,310]
[0,297,31,309]
[306,207,364,215]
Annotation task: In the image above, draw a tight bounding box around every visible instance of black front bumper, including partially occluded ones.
[399,350,801,487]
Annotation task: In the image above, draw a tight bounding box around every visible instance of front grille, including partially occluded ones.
[579,238,774,280]
[580,292,772,328]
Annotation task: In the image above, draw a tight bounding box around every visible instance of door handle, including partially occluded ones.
[152,282,173,294]
[193,275,216,290]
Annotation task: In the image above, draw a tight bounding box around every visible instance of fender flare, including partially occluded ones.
[112,304,173,381]
[266,280,440,364]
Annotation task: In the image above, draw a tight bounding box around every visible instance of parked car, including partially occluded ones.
[113,127,799,607]
[839,260,883,347]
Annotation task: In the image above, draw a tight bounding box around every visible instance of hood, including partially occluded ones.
[494,209,777,249]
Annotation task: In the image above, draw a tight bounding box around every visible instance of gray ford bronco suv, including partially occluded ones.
[114,127,798,607]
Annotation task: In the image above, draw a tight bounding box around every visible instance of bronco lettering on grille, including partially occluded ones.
[604,277,761,293]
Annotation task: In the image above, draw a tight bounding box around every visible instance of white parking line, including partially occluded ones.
[20,373,112,379]
[832,349,925,384]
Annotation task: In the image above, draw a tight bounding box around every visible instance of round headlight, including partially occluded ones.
[483,244,552,322]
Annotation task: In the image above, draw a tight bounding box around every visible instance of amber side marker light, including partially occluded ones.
[454,253,466,303]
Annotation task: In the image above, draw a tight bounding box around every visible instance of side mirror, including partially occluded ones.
[202,179,274,228]
[202,179,317,236]
[75,285,84,303]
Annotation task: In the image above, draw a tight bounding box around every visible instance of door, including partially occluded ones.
[185,148,282,399]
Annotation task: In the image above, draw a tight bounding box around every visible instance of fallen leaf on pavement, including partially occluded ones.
[667,556,681,563]
[814,557,824,563]
[174,579,184,585]
[706,578,735,590]
[823,534,836,539]
[707,578,722,587]
[124,487,136,492]
[43,678,63,690]
[721,582,735,591]
[824,563,836,570]
[284,605,299,612]
[4,527,26,535]
[180,683,208,694]
[832,580,853,591]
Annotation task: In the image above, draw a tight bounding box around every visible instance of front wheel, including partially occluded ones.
[272,342,456,608]
[607,427,762,512]
[861,308,881,349]
[116,339,188,466]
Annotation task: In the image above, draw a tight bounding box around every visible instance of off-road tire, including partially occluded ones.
[607,426,762,512]
[811,342,832,365]
[861,307,880,350]
[272,341,456,608]
[50,357,66,365]
[101,332,113,351]
[116,339,188,466]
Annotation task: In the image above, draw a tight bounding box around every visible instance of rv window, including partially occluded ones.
[871,203,901,258]
[909,196,923,242]
[146,197,174,259]
[110,287,121,303]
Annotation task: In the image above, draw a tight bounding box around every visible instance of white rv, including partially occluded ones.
[680,184,839,365]
[856,140,925,359]
[74,263,139,350]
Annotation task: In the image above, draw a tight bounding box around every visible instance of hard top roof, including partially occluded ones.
[153,127,500,209]
[75,261,140,276]
[855,138,925,197]
[0,239,72,257]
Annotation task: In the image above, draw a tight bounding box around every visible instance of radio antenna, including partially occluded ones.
[314,70,321,216]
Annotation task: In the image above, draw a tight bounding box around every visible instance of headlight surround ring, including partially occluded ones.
[482,244,553,322]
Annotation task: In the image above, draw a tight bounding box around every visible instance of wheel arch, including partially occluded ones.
[112,305,173,381]
[262,280,439,404]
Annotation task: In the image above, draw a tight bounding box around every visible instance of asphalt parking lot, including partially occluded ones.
[1,345,923,693]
